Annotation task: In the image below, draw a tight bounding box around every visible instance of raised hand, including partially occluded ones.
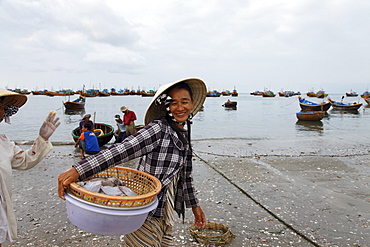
[39,111,61,141]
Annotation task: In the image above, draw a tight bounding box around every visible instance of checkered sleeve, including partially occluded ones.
[183,151,199,208]
[73,121,163,181]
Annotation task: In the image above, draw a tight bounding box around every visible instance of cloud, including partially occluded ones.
[1,0,370,93]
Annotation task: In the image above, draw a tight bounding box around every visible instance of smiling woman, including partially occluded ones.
[58,78,207,246]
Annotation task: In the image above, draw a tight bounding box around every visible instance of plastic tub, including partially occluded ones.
[65,192,158,235]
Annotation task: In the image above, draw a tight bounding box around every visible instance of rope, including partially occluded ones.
[280,97,298,108]
[193,151,322,247]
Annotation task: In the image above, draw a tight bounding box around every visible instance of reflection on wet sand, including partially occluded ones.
[295,120,324,134]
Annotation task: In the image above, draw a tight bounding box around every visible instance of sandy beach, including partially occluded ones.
[4,138,370,246]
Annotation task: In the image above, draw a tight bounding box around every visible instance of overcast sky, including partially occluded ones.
[1,0,370,94]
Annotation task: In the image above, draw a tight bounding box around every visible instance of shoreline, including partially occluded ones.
[4,139,370,246]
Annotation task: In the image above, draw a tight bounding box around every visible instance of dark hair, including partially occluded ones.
[165,81,193,99]
[83,123,92,130]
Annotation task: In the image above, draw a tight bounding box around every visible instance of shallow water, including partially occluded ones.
[1,94,369,145]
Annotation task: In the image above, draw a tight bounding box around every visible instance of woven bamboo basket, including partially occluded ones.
[68,166,162,208]
[190,221,235,245]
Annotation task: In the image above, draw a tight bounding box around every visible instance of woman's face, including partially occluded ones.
[168,88,194,125]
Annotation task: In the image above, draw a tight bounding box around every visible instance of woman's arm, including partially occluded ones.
[57,121,164,199]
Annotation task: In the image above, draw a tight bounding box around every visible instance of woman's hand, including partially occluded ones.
[192,206,206,228]
[58,167,79,200]
[39,111,61,141]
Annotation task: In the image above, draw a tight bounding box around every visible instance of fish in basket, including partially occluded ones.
[65,166,162,235]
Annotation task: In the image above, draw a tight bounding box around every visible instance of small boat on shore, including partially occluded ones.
[298,97,331,112]
[328,98,362,111]
[222,100,237,107]
[296,111,325,121]
[364,97,370,105]
[72,123,114,146]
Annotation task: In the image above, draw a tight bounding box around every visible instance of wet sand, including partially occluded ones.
[4,139,370,246]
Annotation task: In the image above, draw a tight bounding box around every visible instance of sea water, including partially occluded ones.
[1,94,369,146]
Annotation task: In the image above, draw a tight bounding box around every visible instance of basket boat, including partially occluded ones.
[190,221,235,245]
[72,122,114,146]
[68,166,162,208]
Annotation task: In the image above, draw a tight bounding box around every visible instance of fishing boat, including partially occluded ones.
[328,98,362,111]
[98,89,110,97]
[32,90,48,95]
[80,89,99,97]
[250,90,263,96]
[47,90,74,96]
[141,90,156,97]
[364,97,370,105]
[278,90,294,97]
[306,91,317,97]
[206,90,221,97]
[298,97,331,112]
[63,96,85,110]
[346,90,358,97]
[315,90,328,98]
[222,100,237,107]
[221,90,232,96]
[72,123,114,146]
[231,87,238,97]
[110,88,128,95]
[262,90,275,97]
[296,111,325,121]
[361,90,370,98]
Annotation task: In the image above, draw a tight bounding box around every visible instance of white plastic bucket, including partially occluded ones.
[65,193,158,235]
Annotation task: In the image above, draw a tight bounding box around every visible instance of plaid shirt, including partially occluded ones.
[73,118,199,218]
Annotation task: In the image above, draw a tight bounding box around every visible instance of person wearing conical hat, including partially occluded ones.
[0,88,60,245]
[58,78,207,246]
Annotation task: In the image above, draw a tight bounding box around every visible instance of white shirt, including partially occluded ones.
[0,135,52,242]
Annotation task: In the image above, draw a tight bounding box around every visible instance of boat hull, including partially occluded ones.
[223,101,237,107]
[296,111,325,121]
[298,97,331,112]
[329,99,362,111]
[331,103,362,111]
[72,123,114,146]
[63,101,85,110]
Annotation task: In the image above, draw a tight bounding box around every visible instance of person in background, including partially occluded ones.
[75,123,100,159]
[114,114,126,143]
[58,78,207,246]
[120,106,137,136]
[0,88,60,245]
[79,114,94,134]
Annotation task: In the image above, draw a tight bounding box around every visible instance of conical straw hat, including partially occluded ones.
[0,88,28,107]
[144,78,207,125]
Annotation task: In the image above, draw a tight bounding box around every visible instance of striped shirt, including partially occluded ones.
[73,118,199,218]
